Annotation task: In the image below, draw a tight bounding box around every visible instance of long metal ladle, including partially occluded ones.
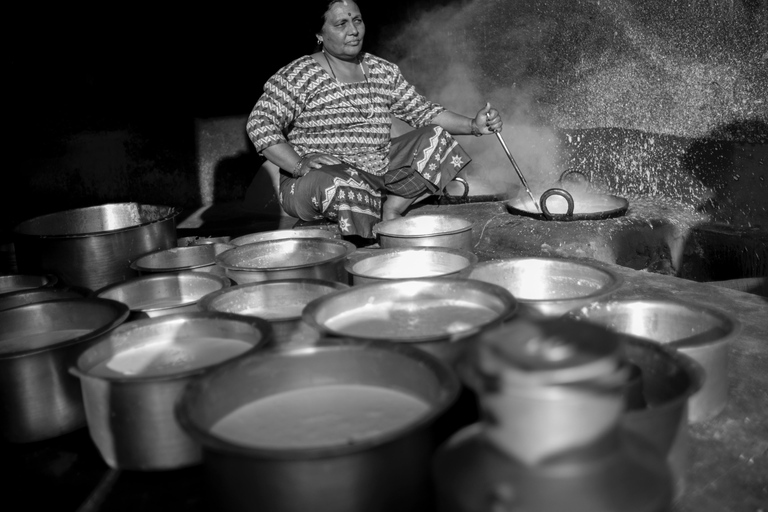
[495,132,540,212]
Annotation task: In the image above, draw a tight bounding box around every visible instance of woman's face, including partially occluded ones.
[319,0,365,60]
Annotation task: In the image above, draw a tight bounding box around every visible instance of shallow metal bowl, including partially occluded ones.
[230,228,339,246]
[303,278,517,366]
[375,215,474,251]
[568,299,740,423]
[0,286,89,313]
[0,273,58,295]
[198,279,349,347]
[130,244,232,276]
[94,271,231,318]
[469,257,623,317]
[0,298,129,442]
[177,338,459,511]
[72,312,272,470]
[345,247,478,286]
[216,238,356,285]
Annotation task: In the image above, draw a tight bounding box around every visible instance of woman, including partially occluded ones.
[247,0,503,240]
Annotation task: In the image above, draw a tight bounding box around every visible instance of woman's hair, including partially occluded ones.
[313,0,363,38]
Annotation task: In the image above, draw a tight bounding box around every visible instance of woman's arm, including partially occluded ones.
[262,144,341,178]
[432,102,503,136]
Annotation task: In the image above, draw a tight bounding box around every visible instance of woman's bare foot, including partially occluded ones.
[381,210,403,222]
[382,194,413,221]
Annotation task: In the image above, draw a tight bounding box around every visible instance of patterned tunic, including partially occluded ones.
[246,53,446,176]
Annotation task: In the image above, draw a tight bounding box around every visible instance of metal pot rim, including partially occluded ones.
[93,271,231,314]
[13,203,182,239]
[176,338,460,459]
[302,277,518,344]
[505,195,628,221]
[375,215,474,238]
[344,246,479,280]
[620,336,705,417]
[216,238,356,272]
[130,245,218,273]
[71,311,273,383]
[471,257,624,306]
[0,274,59,295]
[197,278,349,319]
[567,298,742,350]
[0,298,130,360]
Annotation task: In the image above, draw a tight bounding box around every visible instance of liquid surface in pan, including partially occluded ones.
[324,300,498,338]
[89,337,253,378]
[512,193,624,214]
[209,384,431,449]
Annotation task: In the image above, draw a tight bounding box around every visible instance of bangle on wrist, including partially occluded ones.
[292,156,305,177]
[470,119,483,137]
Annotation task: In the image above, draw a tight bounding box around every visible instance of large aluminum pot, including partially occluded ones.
[198,278,348,347]
[130,243,233,277]
[216,238,356,285]
[13,203,180,291]
[568,299,739,423]
[375,215,474,251]
[177,338,460,512]
[94,271,231,319]
[302,278,518,367]
[71,312,272,471]
[620,336,703,497]
[469,257,623,317]
[344,247,478,286]
[0,298,129,443]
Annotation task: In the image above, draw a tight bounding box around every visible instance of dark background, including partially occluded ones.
[5,0,460,236]
[9,1,454,129]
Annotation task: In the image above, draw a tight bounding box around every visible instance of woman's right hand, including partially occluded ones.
[295,152,342,177]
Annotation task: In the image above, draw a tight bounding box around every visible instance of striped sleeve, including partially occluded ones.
[388,63,445,128]
[246,70,304,154]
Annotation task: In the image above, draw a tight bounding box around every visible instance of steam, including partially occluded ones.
[375,0,767,209]
[379,0,565,198]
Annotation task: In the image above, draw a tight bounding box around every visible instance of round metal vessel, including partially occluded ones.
[13,203,180,291]
[130,243,233,276]
[94,271,231,319]
[216,238,356,285]
[345,247,478,286]
[469,257,623,317]
[303,278,517,367]
[230,228,339,246]
[433,316,674,512]
[375,215,474,251]
[71,312,272,470]
[433,422,672,512]
[0,298,129,443]
[505,189,628,221]
[568,299,739,423]
[0,273,58,295]
[198,279,348,347]
[619,336,703,496]
[0,286,89,313]
[177,338,460,512]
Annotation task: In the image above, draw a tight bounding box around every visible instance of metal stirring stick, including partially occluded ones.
[495,132,540,212]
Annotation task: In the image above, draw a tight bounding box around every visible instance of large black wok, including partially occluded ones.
[505,170,629,221]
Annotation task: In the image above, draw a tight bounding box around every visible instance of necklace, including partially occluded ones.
[322,50,375,119]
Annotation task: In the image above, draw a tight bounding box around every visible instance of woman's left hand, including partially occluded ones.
[474,102,503,135]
